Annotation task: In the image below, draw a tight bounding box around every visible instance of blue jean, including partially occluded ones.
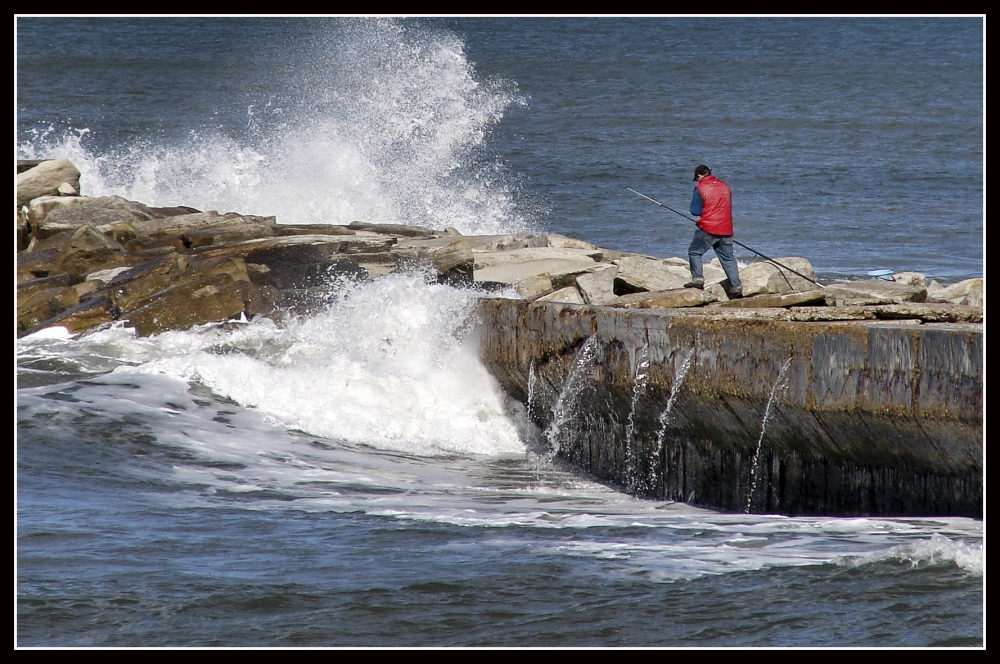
[688,229,741,289]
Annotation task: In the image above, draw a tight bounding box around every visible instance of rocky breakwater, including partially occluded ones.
[16,159,479,337]
[17,159,983,517]
[474,246,982,517]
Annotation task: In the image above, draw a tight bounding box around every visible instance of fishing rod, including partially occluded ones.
[626,187,826,289]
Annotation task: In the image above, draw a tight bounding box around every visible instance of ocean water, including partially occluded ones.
[16,17,983,647]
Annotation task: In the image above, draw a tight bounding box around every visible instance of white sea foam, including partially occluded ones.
[81,273,527,457]
[18,19,531,237]
[836,532,984,575]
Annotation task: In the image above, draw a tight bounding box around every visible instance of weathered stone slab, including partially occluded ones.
[17,274,72,307]
[25,195,95,226]
[871,303,983,323]
[121,273,251,337]
[274,224,356,237]
[347,221,436,237]
[19,296,116,338]
[779,306,876,322]
[535,286,585,304]
[33,197,153,240]
[463,233,548,251]
[128,211,276,244]
[512,274,554,299]
[475,258,602,290]
[613,255,691,294]
[576,265,619,306]
[52,225,128,281]
[739,257,816,296]
[17,159,81,207]
[611,288,709,309]
[473,246,602,270]
[17,286,79,333]
[17,159,47,173]
[717,289,825,309]
[103,253,192,310]
[823,280,928,306]
[392,236,474,283]
[17,247,62,282]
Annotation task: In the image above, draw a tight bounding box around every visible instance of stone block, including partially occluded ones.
[16,159,81,207]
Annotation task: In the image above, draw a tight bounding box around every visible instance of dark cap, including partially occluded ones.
[693,165,712,181]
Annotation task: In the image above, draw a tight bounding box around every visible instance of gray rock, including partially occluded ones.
[926,278,982,307]
[613,255,691,293]
[392,236,474,284]
[473,246,601,270]
[475,258,602,288]
[347,221,436,237]
[16,159,81,207]
[739,257,816,296]
[26,195,95,225]
[576,265,619,305]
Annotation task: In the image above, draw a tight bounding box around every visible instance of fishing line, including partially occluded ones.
[627,187,825,288]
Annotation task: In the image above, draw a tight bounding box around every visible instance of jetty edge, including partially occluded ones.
[17,159,983,517]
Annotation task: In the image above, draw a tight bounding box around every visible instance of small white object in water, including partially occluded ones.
[867,269,894,281]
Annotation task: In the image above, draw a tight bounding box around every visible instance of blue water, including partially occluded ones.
[16,17,983,647]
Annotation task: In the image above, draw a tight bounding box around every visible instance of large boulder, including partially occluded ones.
[576,265,619,306]
[34,196,154,240]
[392,236,474,284]
[16,159,81,207]
[51,225,128,281]
[25,195,95,225]
[613,255,691,294]
[120,273,253,337]
[926,278,983,307]
[738,257,816,296]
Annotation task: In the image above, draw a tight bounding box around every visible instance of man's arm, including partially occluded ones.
[690,188,703,217]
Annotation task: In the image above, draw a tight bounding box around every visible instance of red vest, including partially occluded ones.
[695,175,733,236]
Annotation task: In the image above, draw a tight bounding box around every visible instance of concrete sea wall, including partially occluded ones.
[476,299,983,517]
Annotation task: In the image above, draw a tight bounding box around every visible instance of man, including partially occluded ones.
[685,165,743,299]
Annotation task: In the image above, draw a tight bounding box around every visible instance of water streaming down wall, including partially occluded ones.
[475,299,983,517]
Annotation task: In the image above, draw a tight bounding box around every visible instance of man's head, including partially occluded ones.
[693,165,712,182]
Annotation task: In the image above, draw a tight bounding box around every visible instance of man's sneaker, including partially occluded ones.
[684,279,704,289]
[726,288,744,300]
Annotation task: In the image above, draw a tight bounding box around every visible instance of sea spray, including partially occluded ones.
[526,358,537,421]
[95,272,528,457]
[648,348,696,492]
[17,19,532,237]
[623,343,650,493]
[542,336,599,461]
[744,357,794,513]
